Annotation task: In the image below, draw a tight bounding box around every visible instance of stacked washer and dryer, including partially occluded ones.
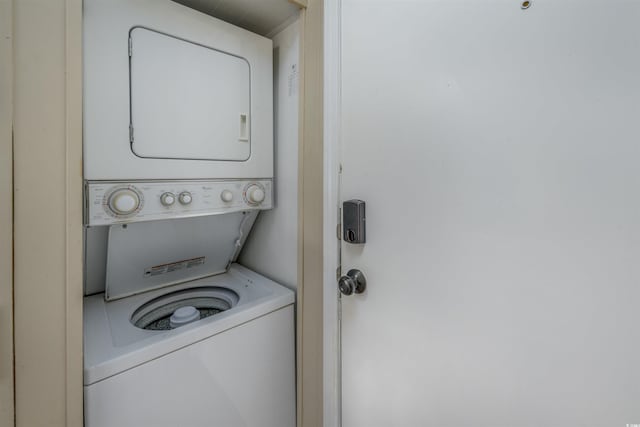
[82,0,295,426]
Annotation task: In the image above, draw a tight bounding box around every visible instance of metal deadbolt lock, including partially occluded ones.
[338,269,367,296]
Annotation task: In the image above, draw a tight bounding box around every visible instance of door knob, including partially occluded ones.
[338,269,367,296]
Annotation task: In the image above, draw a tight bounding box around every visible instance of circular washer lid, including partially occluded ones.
[131,286,239,331]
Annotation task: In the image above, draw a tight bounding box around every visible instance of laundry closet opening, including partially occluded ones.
[82,1,302,425]
[172,0,303,308]
[169,0,302,314]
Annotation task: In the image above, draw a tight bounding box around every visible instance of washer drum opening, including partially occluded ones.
[131,286,240,330]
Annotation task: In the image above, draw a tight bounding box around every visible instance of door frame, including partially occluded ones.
[322,0,341,426]
[12,0,83,425]
[0,0,14,424]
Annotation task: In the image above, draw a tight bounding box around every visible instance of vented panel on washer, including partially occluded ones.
[129,27,251,161]
[105,212,257,301]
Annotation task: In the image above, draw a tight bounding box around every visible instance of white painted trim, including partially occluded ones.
[323,0,341,426]
[265,12,300,39]
[0,0,14,424]
[13,1,83,424]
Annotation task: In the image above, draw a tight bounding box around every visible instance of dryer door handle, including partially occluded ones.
[238,114,249,142]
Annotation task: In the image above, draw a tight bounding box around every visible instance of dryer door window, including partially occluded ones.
[129,27,251,161]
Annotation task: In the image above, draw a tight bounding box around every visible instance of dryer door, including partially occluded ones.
[129,27,251,161]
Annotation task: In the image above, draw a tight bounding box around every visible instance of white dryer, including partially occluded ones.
[84,0,273,181]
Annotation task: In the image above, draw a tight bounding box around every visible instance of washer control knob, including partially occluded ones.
[109,189,140,215]
[245,185,265,205]
[178,192,192,205]
[220,190,234,203]
[160,192,176,206]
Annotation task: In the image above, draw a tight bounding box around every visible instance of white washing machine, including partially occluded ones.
[84,263,295,427]
[83,211,296,427]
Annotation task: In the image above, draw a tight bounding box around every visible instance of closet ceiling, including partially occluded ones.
[172,0,301,37]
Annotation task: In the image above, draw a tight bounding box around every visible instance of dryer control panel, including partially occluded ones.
[85,179,272,226]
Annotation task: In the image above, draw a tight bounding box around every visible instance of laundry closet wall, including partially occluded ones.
[239,18,300,290]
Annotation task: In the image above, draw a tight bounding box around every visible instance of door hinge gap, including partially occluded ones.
[129,125,134,143]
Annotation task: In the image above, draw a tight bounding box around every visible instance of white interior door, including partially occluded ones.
[339,1,640,426]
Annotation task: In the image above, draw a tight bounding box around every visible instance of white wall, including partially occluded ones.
[239,18,299,290]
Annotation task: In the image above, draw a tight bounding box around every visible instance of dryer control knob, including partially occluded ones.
[220,190,234,203]
[245,185,265,205]
[160,192,176,206]
[178,192,192,205]
[109,189,140,215]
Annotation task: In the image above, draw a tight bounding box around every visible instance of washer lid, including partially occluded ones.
[104,211,257,301]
